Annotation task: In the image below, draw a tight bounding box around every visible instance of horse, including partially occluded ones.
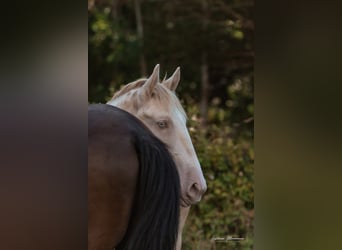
[88,104,180,250]
[107,64,207,249]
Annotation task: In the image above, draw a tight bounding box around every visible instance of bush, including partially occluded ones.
[182,104,254,250]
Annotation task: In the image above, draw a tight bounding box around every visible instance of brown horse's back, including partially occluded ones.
[88,104,180,250]
[88,105,138,250]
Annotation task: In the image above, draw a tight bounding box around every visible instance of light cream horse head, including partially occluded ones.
[107,64,207,206]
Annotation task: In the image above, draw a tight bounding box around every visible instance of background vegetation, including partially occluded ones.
[89,0,254,249]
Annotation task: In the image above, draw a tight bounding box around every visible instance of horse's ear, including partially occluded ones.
[162,72,167,82]
[142,64,160,97]
[163,67,180,91]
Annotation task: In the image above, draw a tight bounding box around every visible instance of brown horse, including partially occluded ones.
[107,65,207,248]
[88,104,180,250]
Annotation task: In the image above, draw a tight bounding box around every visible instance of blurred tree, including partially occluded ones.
[133,0,147,75]
[89,0,253,118]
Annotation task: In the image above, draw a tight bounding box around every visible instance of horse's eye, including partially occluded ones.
[157,120,168,129]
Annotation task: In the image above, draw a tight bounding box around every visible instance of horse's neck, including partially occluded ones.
[107,97,122,108]
[107,100,137,119]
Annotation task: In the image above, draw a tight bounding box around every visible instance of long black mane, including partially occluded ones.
[90,104,180,250]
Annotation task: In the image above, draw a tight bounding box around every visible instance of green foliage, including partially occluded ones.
[183,102,253,250]
[89,0,254,105]
[89,5,141,102]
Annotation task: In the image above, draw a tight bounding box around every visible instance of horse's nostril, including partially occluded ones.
[187,183,206,203]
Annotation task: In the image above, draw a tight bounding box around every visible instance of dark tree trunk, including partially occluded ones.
[200,0,209,126]
[200,52,209,126]
[134,0,147,76]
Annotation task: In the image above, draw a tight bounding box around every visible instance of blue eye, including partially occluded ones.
[157,120,168,128]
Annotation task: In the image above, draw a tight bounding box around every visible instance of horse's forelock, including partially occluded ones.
[155,84,187,122]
